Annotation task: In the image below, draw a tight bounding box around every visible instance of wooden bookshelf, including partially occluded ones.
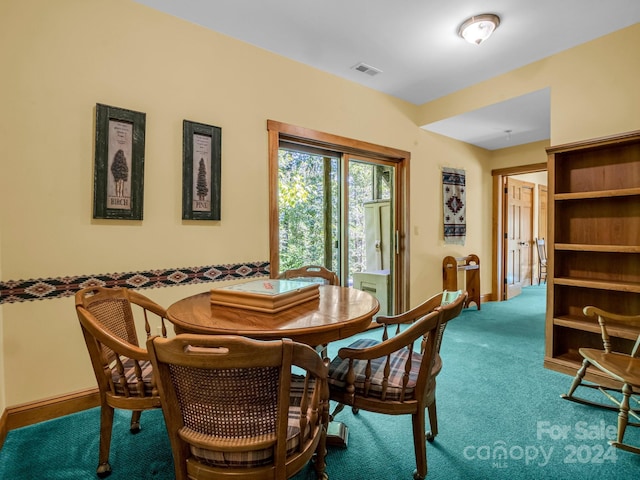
[545,130,640,376]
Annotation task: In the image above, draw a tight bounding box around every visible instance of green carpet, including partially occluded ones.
[2,285,639,479]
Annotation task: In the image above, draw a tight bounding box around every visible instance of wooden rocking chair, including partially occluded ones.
[561,306,640,454]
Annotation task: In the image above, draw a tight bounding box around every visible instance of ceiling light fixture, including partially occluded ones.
[458,14,500,45]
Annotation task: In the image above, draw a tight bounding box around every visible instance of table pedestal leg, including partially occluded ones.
[326,421,349,448]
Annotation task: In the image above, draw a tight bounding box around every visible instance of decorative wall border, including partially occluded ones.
[0,261,270,304]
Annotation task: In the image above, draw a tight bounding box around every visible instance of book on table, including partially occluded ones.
[210,279,320,313]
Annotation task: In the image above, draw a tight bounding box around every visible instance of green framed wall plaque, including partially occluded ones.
[93,103,146,220]
[182,120,221,220]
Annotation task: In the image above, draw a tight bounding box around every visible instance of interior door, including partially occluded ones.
[504,177,534,299]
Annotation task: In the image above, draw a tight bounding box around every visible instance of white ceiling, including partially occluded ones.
[134,0,640,150]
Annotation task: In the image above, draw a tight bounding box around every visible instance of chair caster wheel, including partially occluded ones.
[97,462,112,478]
[130,423,141,433]
[426,431,435,442]
[413,469,425,480]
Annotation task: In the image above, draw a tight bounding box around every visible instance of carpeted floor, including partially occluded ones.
[1,285,639,479]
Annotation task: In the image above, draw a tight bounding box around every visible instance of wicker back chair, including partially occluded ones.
[147,334,329,480]
[75,286,170,478]
[278,265,339,286]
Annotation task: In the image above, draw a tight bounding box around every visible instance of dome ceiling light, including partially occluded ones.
[458,14,500,45]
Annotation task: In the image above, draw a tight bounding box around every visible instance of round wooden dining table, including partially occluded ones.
[167,284,380,346]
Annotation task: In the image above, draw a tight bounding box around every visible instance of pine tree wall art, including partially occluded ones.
[182,120,221,220]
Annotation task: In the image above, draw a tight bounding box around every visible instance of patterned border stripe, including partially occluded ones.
[0,261,270,304]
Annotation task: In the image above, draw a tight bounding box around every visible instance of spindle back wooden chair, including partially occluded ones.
[561,305,640,454]
[421,290,466,441]
[326,305,444,480]
[278,265,340,358]
[278,265,339,286]
[535,237,548,284]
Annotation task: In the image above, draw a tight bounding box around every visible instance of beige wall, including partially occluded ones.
[490,140,550,170]
[0,243,3,414]
[0,0,488,407]
[0,1,638,408]
[417,26,640,147]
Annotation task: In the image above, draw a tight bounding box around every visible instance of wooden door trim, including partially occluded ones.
[267,120,410,313]
[492,162,547,302]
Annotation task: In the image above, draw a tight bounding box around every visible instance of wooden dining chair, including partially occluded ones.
[147,334,329,480]
[326,299,450,480]
[278,265,339,286]
[75,286,170,477]
[329,289,467,443]
[561,306,640,454]
[278,265,340,358]
[535,238,548,284]
[422,290,467,441]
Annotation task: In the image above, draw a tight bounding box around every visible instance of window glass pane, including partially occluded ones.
[278,148,338,272]
[347,160,374,284]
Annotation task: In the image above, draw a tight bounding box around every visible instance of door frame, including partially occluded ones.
[491,162,547,302]
[267,120,410,313]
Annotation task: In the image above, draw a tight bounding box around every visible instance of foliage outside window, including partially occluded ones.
[278,148,338,272]
[278,148,392,283]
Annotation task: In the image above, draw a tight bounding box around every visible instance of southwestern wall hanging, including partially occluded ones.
[442,167,466,245]
[93,103,146,220]
[182,120,222,220]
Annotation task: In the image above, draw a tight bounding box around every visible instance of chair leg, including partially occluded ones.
[616,384,631,444]
[97,404,114,478]
[610,383,640,454]
[315,343,329,360]
[130,410,142,433]
[426,401,438,442]
[562,358,589,399]
[411,410,427,480]
[329,402,346,420]
[312,424,329,480]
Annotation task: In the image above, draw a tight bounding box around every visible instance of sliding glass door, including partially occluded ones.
[276,146,396,315]
[268,120,410,315]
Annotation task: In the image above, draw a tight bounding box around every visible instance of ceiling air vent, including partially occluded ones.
[352,62,382,77]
